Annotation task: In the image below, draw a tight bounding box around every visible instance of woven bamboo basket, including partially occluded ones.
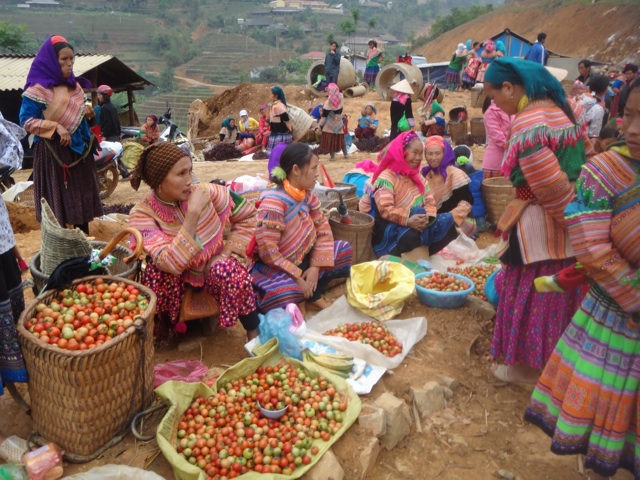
[470,117,486,144]
[329,210,375,265]
[16,275,157,462]
[15,184,35,207]
[447,121,468,145]
[482,176,515,224]
[287,105,315,142]
[471,88,487,108]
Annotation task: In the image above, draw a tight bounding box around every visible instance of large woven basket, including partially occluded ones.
[16,275,156,462]
[470,117,486,144]
[287,105,315,142]
[29,241,140,295]
[15,184,35,207]
[329,210,375,265]
[471,88,487,108]
[482,176,515,224]
[447,121,468,145]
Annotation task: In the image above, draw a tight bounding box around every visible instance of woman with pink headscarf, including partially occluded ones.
[359,131,456,256]
[318,83,347,160]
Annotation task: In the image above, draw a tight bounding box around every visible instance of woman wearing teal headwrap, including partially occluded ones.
[482,57,594,385]
[267,85,292,154]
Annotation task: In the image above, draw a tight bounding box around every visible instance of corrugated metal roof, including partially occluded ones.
[0,54,153,92]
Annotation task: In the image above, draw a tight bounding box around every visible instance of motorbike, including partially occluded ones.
[0,165,16,193]
[94,150,120,200]
[121,104,190,149]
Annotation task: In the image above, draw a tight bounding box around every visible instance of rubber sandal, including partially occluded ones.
[491,364,537,386]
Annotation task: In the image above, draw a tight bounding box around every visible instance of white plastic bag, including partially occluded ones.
[304,296,427,370]
[231,174,268,193]
[63,465,164,479]
[438,232,480,261]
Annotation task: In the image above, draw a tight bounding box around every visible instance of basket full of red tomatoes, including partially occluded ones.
[16,275,157,461]
[415,271,475,309]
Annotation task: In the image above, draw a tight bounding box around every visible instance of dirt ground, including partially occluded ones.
[3,87,629,479]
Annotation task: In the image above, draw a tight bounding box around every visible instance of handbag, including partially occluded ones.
[179,287,219,321]
[397,113,411,132]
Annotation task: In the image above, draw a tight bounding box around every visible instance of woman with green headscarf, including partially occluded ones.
[419,86,446,138]
[482,57,594,385]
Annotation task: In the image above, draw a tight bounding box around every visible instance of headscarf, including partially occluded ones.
[325,83,343,110]
[372,131,424,193]
[495,41,506,55]
[455,43,466,55]
[485,57,568,108]
[24,35,91,90]
[145,114,158,133]
[130,142,189,191]
[465,39,473,50]
[430,100,445,119]
[221,116,237,131]
[421,136,456,180]
[268,142,288,181]
[0,112,26,169]
[483,39,496,54]
[365,103,377,114]
[259,104,269,111]
[271,86,287,106]
[393,91,409,105]
[367,43,381,61]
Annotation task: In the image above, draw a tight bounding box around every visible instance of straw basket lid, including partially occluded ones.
[546,66,568,82]
[390,78,414,95]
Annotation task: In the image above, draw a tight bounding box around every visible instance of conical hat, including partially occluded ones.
[390,78,414,95]
[546,66,568,82]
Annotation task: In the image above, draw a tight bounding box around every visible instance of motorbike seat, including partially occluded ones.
[94,152,115,169]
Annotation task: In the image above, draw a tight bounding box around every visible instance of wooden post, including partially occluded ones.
[91,68,98,106]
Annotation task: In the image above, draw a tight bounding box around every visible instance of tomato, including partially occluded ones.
[323,321,403,357]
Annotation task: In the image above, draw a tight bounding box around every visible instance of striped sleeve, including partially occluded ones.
[256,194,303,279]
[129,208,202,276]
[20,96,57,139]
[519,144,574,225]
[308,192,335,268]
[373,173,410,226]
[565,165,639,312]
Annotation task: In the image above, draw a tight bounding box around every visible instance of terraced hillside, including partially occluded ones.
[180,33,291,86]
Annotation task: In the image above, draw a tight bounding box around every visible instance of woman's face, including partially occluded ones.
[368,42,374,49]
[271,92,278,102]
[57,47,74,79]
[485,81,522,116]
[292,154,320,190]
[403,139,423,169]
[623,88,640,159]
[365,106,373,116]
[146,117,154,127]
[157,156,193,203]
[425,144,444,169]
[625,70,637,83]
[229,119,235,128]
[260,107,268,116]
[578,63,590,77]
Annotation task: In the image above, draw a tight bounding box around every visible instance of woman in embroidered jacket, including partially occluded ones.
[19,35,103,234]
[482,57,594,384]
[318,83,347,160]
[524,80,640,480]
[128,143,260,340]
[359,131,456,257]
[267,86,292,154]
[422,136,476,244]
[251,143,352,313]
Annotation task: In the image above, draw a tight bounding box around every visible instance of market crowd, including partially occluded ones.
[0,33,639,480]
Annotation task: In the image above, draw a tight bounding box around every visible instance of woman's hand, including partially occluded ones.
[302,267,320,294]
[296,277,314,299]
[84,105,95,120]
[56,124,71,146]
[407,214,429,232]
[187,187,210,216]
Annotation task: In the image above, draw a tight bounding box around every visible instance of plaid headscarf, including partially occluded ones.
[130,142,189,191]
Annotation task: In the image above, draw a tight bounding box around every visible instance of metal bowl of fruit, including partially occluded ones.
[415,271,475,309]
[258,402,288,420]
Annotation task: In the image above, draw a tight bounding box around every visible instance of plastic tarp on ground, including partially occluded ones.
[155,338,362,480]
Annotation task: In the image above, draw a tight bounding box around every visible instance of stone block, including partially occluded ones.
[177,338,202,353]
[437,374,460,391]
[411,381,445,417]
[374,392,412,450]
[302,449,344,480]
[442,386,454,400]
[358,404,386,437]
[358,437,380,480]
[467,295,496,320]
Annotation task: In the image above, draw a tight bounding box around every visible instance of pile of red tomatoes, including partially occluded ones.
[176,363,349,479]
[323,321,403,357]
[416,271,471,292]
[24,279,149,351]
[447,265,498,302]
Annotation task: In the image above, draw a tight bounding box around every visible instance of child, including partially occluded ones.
[454,148,487,233]
[595,126,618,153]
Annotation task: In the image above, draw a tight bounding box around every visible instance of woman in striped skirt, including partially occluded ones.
[251,143,352,313]
[524,80,640,480]
[266,86,293,155]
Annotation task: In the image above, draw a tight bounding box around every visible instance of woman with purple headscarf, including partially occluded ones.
[19,35,102,234]
[422,136,476,245]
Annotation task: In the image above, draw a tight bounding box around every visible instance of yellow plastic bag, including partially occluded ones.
[155,338,362,480]
[346,260,415,321]
[121,140,145,170]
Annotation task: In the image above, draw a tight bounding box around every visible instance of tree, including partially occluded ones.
[367,18,377,35]
[351,7,361,30]
[158,66,176,92]
[326,33,335,46]
[0,21,35,53]
[339,18,356,53]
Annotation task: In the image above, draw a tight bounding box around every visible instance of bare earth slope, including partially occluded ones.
[416,2,640,66]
